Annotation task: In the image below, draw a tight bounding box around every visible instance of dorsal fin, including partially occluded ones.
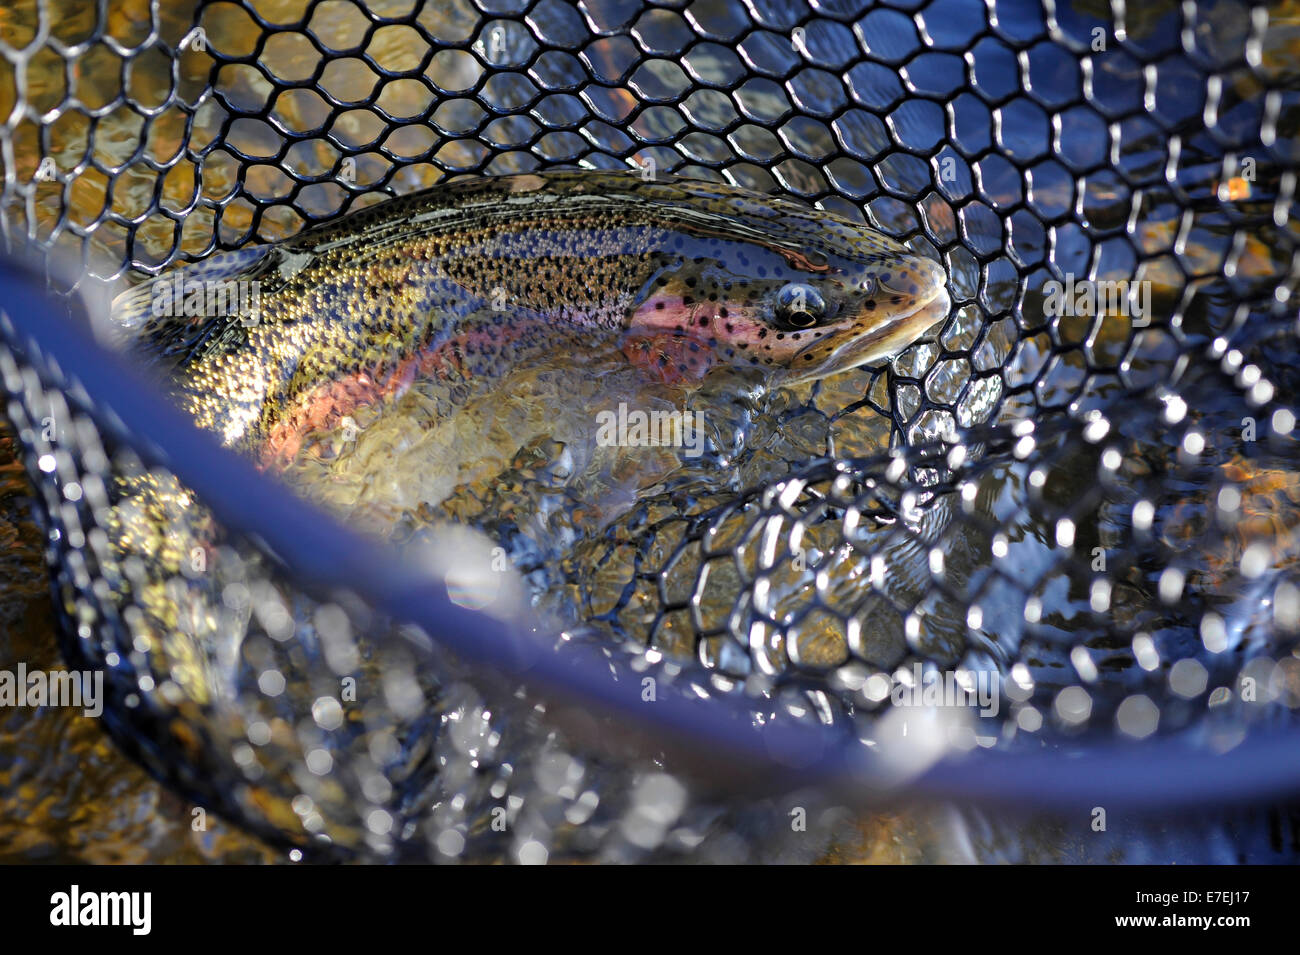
[112,244,282,374]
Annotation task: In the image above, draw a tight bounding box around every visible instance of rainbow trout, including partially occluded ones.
[100,173,948,744]
[114,172,949,486]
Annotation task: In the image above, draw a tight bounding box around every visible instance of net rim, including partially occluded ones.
[3,252,1299,814]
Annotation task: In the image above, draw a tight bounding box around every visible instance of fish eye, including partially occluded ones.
[774,283,826,330]
[860,276,877,296]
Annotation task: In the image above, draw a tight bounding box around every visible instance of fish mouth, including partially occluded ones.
[788,279,951,383]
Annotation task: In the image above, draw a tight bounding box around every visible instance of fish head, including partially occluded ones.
[628,185,950,384]
[767,242,951,385]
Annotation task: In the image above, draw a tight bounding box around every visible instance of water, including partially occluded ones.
[2,0,1299,861]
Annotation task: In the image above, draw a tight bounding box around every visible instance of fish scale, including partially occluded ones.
[115,171,950,478]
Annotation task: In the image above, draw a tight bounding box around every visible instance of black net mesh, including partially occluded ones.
[0,0,1299,862]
